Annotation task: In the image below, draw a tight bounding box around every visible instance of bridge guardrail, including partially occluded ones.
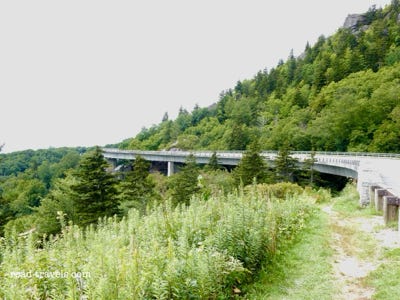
[103,148,400,159]
[102,149,372,171]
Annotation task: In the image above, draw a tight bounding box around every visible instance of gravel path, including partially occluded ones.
[323,205,400,300]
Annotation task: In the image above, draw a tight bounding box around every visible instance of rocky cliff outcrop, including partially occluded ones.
[343,14,368,33]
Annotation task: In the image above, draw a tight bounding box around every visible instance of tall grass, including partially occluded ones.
[0,188,314,299]
[245,209,336,299]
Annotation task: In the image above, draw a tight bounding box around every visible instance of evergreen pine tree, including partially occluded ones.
[227,123,250,150]
[274,143,298,182]
[71,146,119,226]
[233,140,268,186]
[118,155,156,214]
[162,112,169,122]
[168,154,200,206]
[302,151,318,186]
[206,151,220,171]
[34,174,77,236]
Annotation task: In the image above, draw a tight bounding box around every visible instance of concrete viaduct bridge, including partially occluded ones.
[103,148,400,216]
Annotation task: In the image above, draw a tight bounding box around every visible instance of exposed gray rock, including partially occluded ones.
[343,14,367,32]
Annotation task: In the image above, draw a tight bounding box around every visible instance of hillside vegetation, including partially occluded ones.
[119,1,400,153]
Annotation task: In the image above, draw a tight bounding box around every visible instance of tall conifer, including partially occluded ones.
[168,154,200,206]
[71,147,119,226]
[207,152,220,171]
[233,140,268,186]
[118,155,156,213]
[274,143,298,182]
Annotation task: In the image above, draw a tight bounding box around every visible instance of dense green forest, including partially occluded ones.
[1,2,400,298]
[0,148,85,235]
[117,2,400,153]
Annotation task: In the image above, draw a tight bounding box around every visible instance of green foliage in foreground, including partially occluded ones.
[0,188,314,299]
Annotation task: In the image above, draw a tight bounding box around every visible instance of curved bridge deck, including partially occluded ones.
[102,148,400,206]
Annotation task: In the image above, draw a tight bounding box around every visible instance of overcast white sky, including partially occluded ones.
[0,0,391,153]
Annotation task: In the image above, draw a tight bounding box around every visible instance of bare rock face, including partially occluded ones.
[343,14,367,33]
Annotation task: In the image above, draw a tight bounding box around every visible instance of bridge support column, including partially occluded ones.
[375,189,388,212]
[383,196,399,225]
[167,161,175,177]
[357,181,371,206]
[106,158,118,172]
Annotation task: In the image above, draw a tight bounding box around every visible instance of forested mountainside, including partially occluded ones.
[0,147,86,178]
[118,1,400,153]
[0,148,84,234]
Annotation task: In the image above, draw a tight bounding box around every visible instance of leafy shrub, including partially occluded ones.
[247,182,304,199]
[304,186,332,203]
[0,188,314,299]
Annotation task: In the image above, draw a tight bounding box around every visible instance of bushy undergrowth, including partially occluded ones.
[246,182,304,200]
[0,187,314,299]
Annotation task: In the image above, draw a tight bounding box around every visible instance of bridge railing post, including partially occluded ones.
[375,188,389,212]
[369,185,379,207]
[383,196,400,225]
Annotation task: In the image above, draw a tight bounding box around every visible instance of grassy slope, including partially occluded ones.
[244,208,337,299]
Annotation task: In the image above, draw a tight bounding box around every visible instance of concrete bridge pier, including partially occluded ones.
[356,159,382,206]
[357,181,371,206]
[167,161,175,176]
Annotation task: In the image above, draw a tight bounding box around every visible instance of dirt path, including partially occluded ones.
[323,205,400,300]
